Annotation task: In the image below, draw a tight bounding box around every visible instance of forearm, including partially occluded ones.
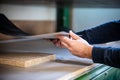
[92,46,120,68]
[76,20,120,44]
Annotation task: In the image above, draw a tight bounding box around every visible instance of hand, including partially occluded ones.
[57,31,93,59]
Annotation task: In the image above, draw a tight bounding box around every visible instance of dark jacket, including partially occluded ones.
[77,20,120,68]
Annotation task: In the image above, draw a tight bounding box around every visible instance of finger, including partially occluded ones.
[56,41,61,47]
[61,41,69,48]
[48,39,59,45]
[57,36,71,47]
[52,39,59,44]
[69,30,82,40]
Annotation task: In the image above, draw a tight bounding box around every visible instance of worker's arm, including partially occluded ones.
[75,20,120,68]
[57,31,120,68]
[52,20,120,48]
[76,20,120,68]
[0,13,30,36]
[92,46,120,68]
[76,20,120,44]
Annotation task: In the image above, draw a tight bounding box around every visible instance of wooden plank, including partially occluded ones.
[0,53,55,67]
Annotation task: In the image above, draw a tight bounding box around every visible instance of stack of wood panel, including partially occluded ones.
[0,52,55,67]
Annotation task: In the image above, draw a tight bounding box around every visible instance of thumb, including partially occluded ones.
[69,30,80,40]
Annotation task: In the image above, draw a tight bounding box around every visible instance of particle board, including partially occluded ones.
[0,53,55,67]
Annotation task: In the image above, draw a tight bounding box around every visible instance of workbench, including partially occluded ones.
[0,58,96,80]
[0,39,93,80]
[0,39,120,80]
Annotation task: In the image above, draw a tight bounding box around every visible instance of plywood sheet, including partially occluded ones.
[0,53,55,67]
[0,32,69,43]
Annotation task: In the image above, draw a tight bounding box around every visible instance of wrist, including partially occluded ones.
[87,45,93,59]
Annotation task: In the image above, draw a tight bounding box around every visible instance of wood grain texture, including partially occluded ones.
[0,53,55,67]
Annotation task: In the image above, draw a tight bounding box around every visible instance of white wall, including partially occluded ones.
[0,4,56,20]
[73,8,120,32]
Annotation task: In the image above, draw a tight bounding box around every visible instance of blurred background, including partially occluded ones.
[0,0,120,57]
[0,0,120,35]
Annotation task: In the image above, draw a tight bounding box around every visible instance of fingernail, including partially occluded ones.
[69,30,72,33]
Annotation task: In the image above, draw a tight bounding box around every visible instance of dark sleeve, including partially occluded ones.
[0,13,30,36]
[76,20,120,68]
[76,20,120,44]
[92,46,120,68]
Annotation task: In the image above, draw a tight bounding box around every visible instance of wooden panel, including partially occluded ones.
[0,52,55,67]
[12,20,56,35]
